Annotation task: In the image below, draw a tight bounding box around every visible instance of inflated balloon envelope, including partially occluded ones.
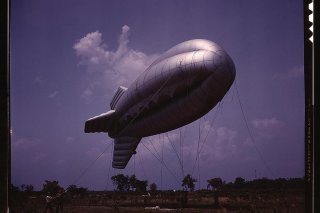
[85,39,236,169]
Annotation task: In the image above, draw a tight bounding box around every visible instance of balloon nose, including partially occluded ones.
[203,49,236,88]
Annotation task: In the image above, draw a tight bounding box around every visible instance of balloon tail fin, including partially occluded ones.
[84,110,116,133]
[112,137,141,169]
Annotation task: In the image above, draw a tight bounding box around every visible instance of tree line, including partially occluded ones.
[11,175,305,196]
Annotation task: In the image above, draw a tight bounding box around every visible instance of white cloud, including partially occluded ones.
[12,138,41,150]
[65,136,75,144]
[165,125,239,165]
[74,25,159,103]
[30,153,48,164]
[74,31,109,67]
[273,66,304,79]
[252,117,285,130]
[209,126,238,160]
[288,66,304,77]
[252,117,286,139]
[136,121,241,174]
[34,76,45,85]
[48,91,59,98]
[81,87,94,103]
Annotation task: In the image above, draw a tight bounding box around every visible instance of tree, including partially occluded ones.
[182,174,197,191]
[150,183,157,193]
[207,177,223,208]
[42,180,63,195]
[207,178,223,190]
[129,175,138,191]
[20,184,26,191]
[11,184,20,194]
[66,184,78,195]
[111,174,130,192]
[135,180,148,192]
[234,177,245,188]
[111,174,148,192]
[129,175,148,192]
[24,184,34,194]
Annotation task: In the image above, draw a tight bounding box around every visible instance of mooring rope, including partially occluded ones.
[71,142,112,186]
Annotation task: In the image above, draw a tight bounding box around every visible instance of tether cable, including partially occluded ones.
[71,143,112,185]
[165,133,184,178]
[191,101,223,176]
[140,140,180,184]
[234,79,276,177]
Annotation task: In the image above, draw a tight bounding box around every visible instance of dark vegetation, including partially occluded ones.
[10,176,305,212]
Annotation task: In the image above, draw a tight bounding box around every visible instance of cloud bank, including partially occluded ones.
[74,25,159,103]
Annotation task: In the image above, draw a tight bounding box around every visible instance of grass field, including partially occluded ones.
[10,188,304,213]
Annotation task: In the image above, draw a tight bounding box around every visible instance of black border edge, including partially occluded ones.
[313,0,319,211]
[304,0,315,212]
[0,0,10,212]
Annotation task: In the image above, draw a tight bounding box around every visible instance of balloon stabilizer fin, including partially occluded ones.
[112,137,141,169]
[84,110,115,133]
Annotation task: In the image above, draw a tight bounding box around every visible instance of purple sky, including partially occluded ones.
[11,0,304,191]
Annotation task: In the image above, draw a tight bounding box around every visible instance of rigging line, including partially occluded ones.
[161,134,164,190]
[137,151,149,181]
[179,129,182,165]
[71,143,112,186]
[165,133,184,178]
[197,119,201,189]
[165,132,183,168]
[142,139,180,184]
[128,151,136,175]
[199,115,208,141]
[134,154,136,175]
[189,117,208,175]
[151,134,165,163]
[154,134,163,153]
[191,102,223,175]
[140,140,180,184]
[179,128,184,178]
[198,115,208,140]
[234,80,276,177]
[199,102,223,154]
[150,137,162,160]
[146,137,162,160]
[105,146,113,190]
[197,112,213,157]
[230,80,237,102]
